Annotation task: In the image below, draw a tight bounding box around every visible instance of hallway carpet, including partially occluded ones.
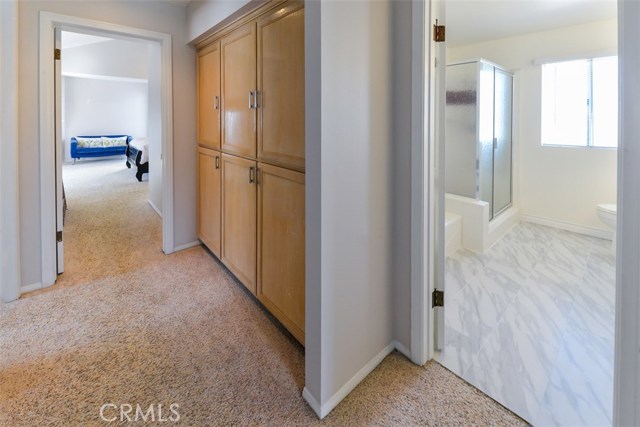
[0,159,527,426]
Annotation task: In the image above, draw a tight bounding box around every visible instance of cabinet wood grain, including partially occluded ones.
[221,23,257,158]
[257,2,305,171]
[197,42,221,150]
[221,154,257,293]
[257,163,305,343]
[197,147,222,256]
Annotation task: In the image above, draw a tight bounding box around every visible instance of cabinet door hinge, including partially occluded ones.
[433,20,445,42]
[56,231,63,242]
[432,289,444,308]
[54,48,61,61]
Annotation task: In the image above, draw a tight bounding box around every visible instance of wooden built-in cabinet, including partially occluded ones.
[221,23,257,158]
[221,154,257,294]
[196,0,305,345]
[257,2,305,171]
[257,163,305,343]
[197,147,221,257]
[197,41,221,150]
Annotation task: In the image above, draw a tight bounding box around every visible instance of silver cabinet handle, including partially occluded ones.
[215,156,219,169]
[249,166,255,183]
[214,95,219,110]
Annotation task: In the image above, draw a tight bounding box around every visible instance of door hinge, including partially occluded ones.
[433,20,445,42]
[432,289,444,308]
[54,48,61,61]
[56,231,63,242]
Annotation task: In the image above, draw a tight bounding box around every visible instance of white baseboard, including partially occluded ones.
[148,200,162,218]
[173,240,201,252]
[520,213,613,240]
[307,342,395,419]
[20,282,43,294]
[302,387,322,418]
[393,340,412,359]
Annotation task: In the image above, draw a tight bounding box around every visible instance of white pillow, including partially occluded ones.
[76,137,103,148]
[102,136,128,147]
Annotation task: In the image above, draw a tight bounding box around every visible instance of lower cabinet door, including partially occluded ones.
[197,147,221,257]
[221,153,257,294]
[257,163,305,344]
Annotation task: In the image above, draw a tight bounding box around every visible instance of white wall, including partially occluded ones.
[304,0,397,416]
[147,43,163,215]
[61,38,148,80]
[186,0,254,43]
[448,19,618,233]
[0,0,21,302]
[18,1,196,287]
[63,77,148,162]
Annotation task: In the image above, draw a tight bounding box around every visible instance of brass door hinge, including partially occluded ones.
[56,231,63,242]
[433,20,445,42]
[54,48,61,60]
[432,289,444,308]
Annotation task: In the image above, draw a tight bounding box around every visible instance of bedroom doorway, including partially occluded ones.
[39,12,175,288]
[56,30,162,278]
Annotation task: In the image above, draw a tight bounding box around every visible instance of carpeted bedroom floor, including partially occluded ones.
[0,159,528,426]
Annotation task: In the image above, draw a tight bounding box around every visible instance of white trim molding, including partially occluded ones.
[173,241,201,252]
[409,0,430,366]
[520,213,613,240]
[148,200,163,218]
[303,343,395,419]
[0,0,21,303]
[614,1,640,425]
[62,71,148,84]
[20,282,43,295]
[39,12,175,287]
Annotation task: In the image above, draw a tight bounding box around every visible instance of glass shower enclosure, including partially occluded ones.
[445,59,513,219]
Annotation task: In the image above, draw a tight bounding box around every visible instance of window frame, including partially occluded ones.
[540,55,618,150]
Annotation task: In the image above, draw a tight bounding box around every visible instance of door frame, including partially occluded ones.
[409,0,443,365]
[614,1,640,424]
[39,12,175,287]
[411,0,640,425]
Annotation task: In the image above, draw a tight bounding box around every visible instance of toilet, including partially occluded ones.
[597,204,617,254]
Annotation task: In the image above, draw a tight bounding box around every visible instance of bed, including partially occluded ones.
[126,138,150,182]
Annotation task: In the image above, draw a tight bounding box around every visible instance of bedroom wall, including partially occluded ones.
[447,19,618,234]
[63,77,148,162]
[18,1,196,288]
[61,38,148,80]
[62,37,150,163]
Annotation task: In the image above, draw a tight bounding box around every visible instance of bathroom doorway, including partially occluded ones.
[435,1,618,425]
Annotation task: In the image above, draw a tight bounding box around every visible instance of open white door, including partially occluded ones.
[55,27,64,274]
[433,0,446,350]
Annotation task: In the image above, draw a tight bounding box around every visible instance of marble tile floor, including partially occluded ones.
[435,222,615,427]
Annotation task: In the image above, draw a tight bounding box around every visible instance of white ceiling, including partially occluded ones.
[447,0,617,47]
[61,32,113,49]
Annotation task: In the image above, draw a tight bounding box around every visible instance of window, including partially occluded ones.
[541,56,618,148]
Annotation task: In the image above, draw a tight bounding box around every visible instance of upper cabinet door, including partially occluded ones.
[221,23,257,159]
[257,2,305,171]
[197,41,221,150]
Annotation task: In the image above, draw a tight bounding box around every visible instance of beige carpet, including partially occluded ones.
[0,159,528,426]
